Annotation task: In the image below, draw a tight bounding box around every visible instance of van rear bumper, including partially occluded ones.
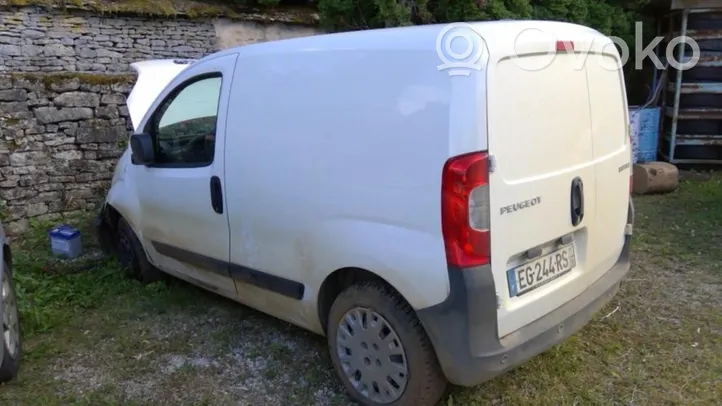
[416,203,634,387]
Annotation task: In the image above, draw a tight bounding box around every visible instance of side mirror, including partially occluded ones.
[129,133,155,165]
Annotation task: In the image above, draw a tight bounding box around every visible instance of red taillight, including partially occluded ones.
[556,40,574,52]
[441,151,491,268]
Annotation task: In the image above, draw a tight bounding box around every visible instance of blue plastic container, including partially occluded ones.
[49,225,82,259]
[628,106,661,163]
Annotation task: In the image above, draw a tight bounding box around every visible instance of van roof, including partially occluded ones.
[204,20,606,62]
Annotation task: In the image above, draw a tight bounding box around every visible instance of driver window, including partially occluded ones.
[150,75,222,166]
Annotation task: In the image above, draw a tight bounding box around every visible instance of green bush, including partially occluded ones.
[312,0,658,103]
[316,0,653,42]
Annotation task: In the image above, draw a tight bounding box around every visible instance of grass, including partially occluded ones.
[8,216,133,338]
[0,171,721,405]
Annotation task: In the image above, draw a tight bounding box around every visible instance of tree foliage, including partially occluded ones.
[229,0,660,102]
[224,0,655,48]
[315,0,654,45]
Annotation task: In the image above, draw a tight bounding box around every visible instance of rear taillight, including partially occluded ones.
[441,151,491,268]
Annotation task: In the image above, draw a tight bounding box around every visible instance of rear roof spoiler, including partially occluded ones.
[126,59,196,131]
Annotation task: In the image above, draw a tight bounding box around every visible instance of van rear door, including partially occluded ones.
[485,31,630,338]
[487,51,598,338]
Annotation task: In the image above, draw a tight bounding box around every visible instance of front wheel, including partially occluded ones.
[0,260,21,383]
[327,283,447,406]
[115,218,163,284]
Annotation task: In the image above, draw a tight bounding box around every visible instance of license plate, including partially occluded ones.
[507,244,576,297]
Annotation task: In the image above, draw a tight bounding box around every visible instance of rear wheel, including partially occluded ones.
[0,260,21,383]
[116,218,163,284]
[327,283,447,406]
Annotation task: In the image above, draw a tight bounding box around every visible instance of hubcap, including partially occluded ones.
[2,272,19,359]
[336,307,409,404]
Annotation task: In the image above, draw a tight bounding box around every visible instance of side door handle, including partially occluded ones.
[210,175,223,214]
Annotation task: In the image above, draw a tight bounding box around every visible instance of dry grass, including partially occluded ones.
[0,171,720,405]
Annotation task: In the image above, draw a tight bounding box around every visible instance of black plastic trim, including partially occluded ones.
[416,200,634,387]
[228,263,305,300]
[152,241,228,276]
[210,175,224,214]
[151,241,305,300]
[92,204,305,300]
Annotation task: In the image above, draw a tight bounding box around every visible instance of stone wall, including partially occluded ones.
[0,6,320,73]
[0,8,216,73]
[0,73,133,234]
[0,5,320,233]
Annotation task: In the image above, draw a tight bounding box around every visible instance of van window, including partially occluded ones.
[149,75,222,166]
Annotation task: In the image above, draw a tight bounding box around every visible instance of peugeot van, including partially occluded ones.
[96,20,634,406]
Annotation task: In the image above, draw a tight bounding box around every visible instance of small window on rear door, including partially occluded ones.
[149,74,222,167]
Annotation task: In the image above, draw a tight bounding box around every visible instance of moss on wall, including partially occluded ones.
[8,72,136,90]
[0,0,320,25]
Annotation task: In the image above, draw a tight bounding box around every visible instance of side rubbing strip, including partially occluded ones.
[229,263,305,300]
[152,241,228,276]
[151,241,305,300]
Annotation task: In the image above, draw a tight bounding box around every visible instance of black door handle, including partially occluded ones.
[210,176,223,214]
[570,177,584,226]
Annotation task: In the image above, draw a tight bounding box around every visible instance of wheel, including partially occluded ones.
[327,283,447,406]
[116,218,163,284]
[0,260,21,383]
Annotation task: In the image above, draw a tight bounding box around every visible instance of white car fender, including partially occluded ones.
[105,149,143,235]
[305,218,450,311]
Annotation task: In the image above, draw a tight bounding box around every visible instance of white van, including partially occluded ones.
[95,20,634,406]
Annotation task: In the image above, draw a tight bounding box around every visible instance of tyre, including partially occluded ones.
[327,282,447,406]
[116,217,163,284]
[0,260,21,383]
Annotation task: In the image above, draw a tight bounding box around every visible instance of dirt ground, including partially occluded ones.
[1,172,720,405]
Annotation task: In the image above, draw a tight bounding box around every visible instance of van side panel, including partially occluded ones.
[222,34,471,329]
[586,58,631,273]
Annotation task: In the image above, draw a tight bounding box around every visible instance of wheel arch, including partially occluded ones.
[317,267,409,335]
[99,201,146,246]
[320,267,449,405]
